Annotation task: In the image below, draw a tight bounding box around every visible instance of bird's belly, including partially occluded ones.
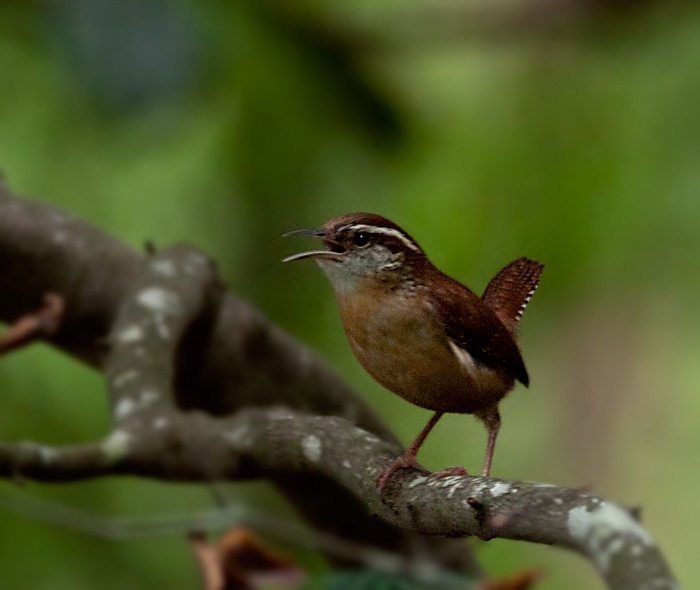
[339,297,512,414]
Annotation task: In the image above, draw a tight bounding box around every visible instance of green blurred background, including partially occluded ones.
[0,0,698,588]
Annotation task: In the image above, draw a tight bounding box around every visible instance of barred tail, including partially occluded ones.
[482,257,544,335]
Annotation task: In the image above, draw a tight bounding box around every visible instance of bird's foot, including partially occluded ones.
[376,452,429,491]
[429,466,469,479]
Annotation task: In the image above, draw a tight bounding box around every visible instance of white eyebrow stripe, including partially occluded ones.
[345,224,421,252]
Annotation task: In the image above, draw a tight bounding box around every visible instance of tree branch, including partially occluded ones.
[0,180,392,438]
[0,179,475,572]
[0,408,677,589]
[105,243,224,424]
[0,180,678,589]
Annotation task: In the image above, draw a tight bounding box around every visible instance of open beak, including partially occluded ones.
[282,228,343,263]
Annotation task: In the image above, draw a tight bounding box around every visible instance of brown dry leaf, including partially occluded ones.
[189,528,305,590]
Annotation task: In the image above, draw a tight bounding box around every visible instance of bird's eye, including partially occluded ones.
[353,232,370,247]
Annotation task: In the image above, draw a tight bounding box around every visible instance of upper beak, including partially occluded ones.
[282,228,342,263]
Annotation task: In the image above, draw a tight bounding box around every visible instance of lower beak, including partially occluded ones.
[282,228,343,263]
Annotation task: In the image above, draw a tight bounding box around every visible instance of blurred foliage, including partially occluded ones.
[1,0,699,588]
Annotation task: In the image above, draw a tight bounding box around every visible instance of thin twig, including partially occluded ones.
[0,292,64,355]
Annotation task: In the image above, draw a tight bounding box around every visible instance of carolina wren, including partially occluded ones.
[284,213,543,489]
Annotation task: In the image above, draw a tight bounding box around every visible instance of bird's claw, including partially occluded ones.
[377,457,468,492]
[376,454,429,490]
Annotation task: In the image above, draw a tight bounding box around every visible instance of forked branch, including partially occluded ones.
[0,181,678,590]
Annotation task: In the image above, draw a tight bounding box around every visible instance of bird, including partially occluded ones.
[283,213,543,489]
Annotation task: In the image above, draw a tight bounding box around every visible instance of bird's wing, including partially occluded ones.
[429,272,530,386]
[482,258,544,335]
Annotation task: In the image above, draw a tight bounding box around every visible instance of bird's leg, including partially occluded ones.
[479,406,501,477]
[376,411,443,489]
